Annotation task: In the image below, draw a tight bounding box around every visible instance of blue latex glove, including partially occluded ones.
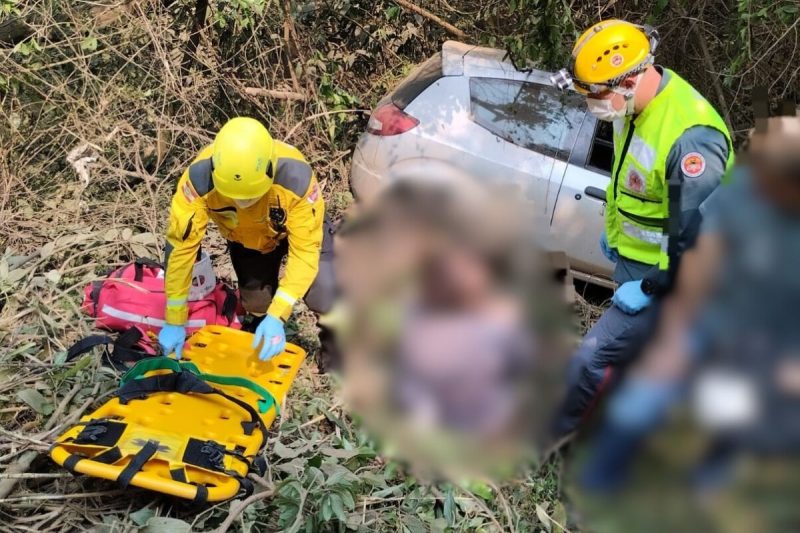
[599,232,619,263]
[612,280,652,315]
[252,315,286,361]
[159,324,186,359]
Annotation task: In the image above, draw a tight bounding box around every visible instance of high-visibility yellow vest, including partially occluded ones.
[605,69,733,269]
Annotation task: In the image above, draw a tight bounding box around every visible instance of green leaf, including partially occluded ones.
[427,517,447,533]
[536,504,552,532]
[465,480,493,501]
[273,440,311,458]
[130,507,155,526]
[384,5,400,20]
[402,515,427,533]
[52,350,68,366]
[320,446,359,459]
[329,493,346,522]
[16,388,53,415]
[324,465,359,487]
[80,36,98,52]
[443,487,456,526]
[339,488,355,510]
[142,517,191,533]
[372,483,403,498]
[321,497,333,521]
[552,501,567,530]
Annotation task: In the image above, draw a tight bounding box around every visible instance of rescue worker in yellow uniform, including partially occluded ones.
[549,20,734,450]
[158,117,336,364]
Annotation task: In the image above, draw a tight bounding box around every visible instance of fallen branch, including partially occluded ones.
[216,488,276,533]
[0,489,126,505]
[243,88,308,101]
[40,383,102,441]
[0,451,39,501]
[0,427,49,447]
[44,382,82,431]
[285,109,369,140]
[393,0,467,39]
[0,473,72,480]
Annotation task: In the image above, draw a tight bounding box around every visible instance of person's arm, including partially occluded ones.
[267,175,325,321]
[164,167,210,325]
[643,125,729,293]
[635,186,728,380]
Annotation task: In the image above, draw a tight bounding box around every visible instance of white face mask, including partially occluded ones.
[586,74,643,122]
[586,97,626,122]
[234,197,261,209]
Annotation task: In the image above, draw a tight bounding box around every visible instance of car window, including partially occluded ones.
[390,53,443,110]
[469,78,586,161]
[587,120,614,174]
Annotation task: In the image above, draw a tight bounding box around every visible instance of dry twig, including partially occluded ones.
[393,0,467,39]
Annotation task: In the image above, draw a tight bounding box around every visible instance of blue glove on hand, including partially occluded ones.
[612,280,652,315]
[600,232,619,263]
[253,315,286,361]
[159,324,186,359]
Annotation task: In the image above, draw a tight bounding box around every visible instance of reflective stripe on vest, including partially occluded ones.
[605,69,734,269]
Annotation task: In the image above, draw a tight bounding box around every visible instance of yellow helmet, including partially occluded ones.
[211,117,275,199]
[552,20,658,95]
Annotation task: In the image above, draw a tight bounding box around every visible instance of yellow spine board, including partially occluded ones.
[50,326,305,502]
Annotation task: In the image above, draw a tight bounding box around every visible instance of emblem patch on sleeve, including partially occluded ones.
[681,152,706,178]
[182,181,199,203]
[306,182,320,204]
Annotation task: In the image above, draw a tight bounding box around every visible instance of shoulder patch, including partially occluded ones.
[274,158,312,197]
[306,181,320,204]
[681,152,706,178]
[188,159,214,196]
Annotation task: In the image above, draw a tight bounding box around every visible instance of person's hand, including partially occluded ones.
[159,324,187,359]
[612,280,652,315]
[252,315,286,361]
[600,231,619,263]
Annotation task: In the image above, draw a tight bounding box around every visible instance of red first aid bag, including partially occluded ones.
[82,258,240,335]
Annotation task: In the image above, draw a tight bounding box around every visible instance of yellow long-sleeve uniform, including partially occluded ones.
[164,141,324,325]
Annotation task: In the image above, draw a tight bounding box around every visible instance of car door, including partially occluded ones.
[551,116,616,282]
[466,77,587,220]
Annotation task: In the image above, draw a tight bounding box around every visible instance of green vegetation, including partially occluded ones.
[0,0,796,530]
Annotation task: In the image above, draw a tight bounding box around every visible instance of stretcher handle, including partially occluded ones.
[120,358,279,414]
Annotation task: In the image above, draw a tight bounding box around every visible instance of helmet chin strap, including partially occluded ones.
[613,72,644,116]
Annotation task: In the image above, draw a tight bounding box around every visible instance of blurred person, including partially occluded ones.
[335,174,572,481]
[549,19,734,438]
[157,117,337,366]
[579,112,800,504]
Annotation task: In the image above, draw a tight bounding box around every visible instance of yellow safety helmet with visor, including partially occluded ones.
[551,20,659,95]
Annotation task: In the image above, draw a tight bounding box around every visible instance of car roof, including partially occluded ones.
[441,40,555,86]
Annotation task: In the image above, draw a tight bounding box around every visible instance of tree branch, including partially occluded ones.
[216,488,275,533]
[243,88,308,101]
[393,0,467,40]
[181,0,209,78]
[684,13,732,132]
